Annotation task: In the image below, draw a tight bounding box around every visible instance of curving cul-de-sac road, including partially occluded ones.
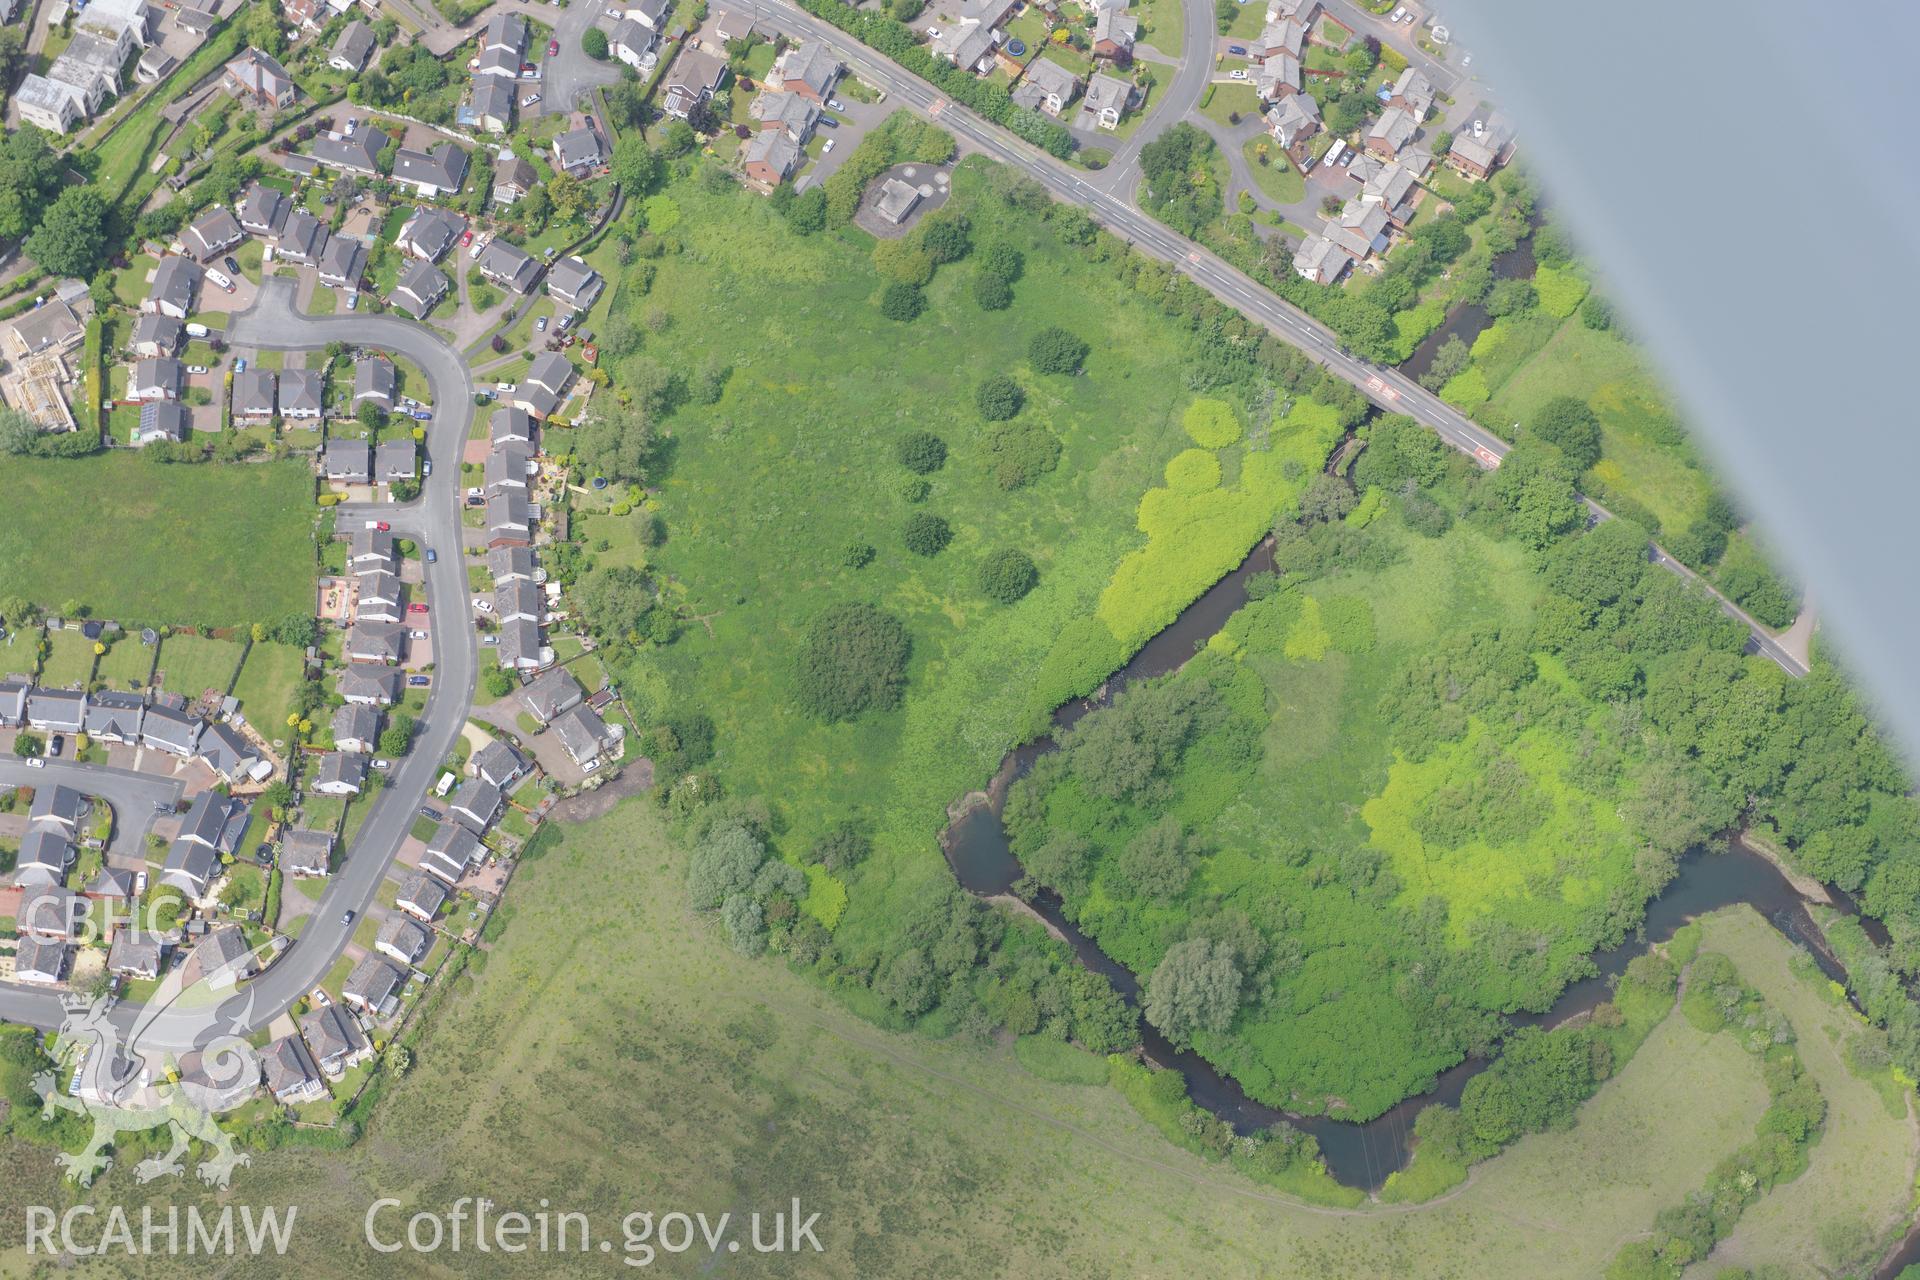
[0,279,478,1048]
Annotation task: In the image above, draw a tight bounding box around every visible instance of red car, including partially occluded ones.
[547,39,559,56]
[375,521,391,531]
[461,229,474,246]
[407,603,429,615]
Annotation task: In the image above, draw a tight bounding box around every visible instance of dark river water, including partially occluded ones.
[1401,236,1539,386]
[938,534,1862,1192]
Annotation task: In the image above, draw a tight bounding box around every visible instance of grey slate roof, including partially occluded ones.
[324,438,372,481]
[545,256,602,309]
[344,955,404,1012]
[26,688,85,730]
[108,931,164,977]
[315,750,369,792]
[317,235,367,287]
[375,915,431,965]
[396,871,448,919]
[160,838,219,897]
[331,700,380,748]
[396,206,461,261]
[276,208,330,264]
[552,124,604,173]
[311,127,387,175]
[280,367,324,416]
[552,703,613,763]
[147,257,199,314]
[140,704,201,754]
[234,367,277,416]
[449,778,502,833]
[300,1002,368,1065]
[183,207,244,260]
[522,667,583,722]
[131,312,184,355]
[345,620,405,663]
[330,19,376,71]
[375,437,418,481]
[354,355,396,407]
[261,1033,323,1097]
[392,142,468,194]
[29,783,86,829]
[490,406,533,444]
[477,238,539,292]
[390,259,448,319]
[199,720,257,780]
[83,689,144,740]
[337,663,402,704]
[471,738,529,788]
[279,828,335,875]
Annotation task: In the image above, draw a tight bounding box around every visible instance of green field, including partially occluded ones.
[0,455,316,628]
[154,633,246,703]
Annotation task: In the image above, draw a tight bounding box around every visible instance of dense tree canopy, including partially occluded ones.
[794,602,912,722]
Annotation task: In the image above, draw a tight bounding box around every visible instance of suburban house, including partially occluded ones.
[390,260,449,319]
[749,91,821,145]
[1447,112,1515,181]
[393,143,469,198]
[1255,53,1302,102]
[931,0,1017,74]
[233,368,278,421]
[224,48,297,109]
[1091,8,1138,61]
[472,738,529,789]
[331,702,381,752]
[127,357,183,402]
[1257,16,1306,59]
[132,402,189,445]
[192,719,258,781]
[515,352,575,419]
[375,438,418,483]
[711,7,753,41]
[771,42,838,102]
[545,257,604,311]
[6,300,84,361]
[552,125,605,177]
[1357,159,1421,227]
[26,689,86,733]
[107,932,166,980]
[490,407,535,447]
[1321,199,1391,260]
[376,916,431,967]
[489,546,541,590]
[345,620,405,664]
[466,74,516,134]
[395,206,462,261]
[492,154,538,206]
[491,579,541,624]
[300,1004,372,1076]
[324,438,373,483]
[159,838,219,900]
[0,678,25,727]
[476,11,528,76]
[187,925,257,990]
[485,488,532,547]
[275,208,331,265]
[329,19,376,73]
[144,258,200,319]
[280,829,336,878]
[348,527,396,573]
[552,703,618,769]
[130,313,184,358]
[354,355,396,410]
[1364,106,1418,161]
[395,872,448,922]
[624,0,671,27]
[140,705,202,756]
[177,789,249,853]
[18,884,86,940]
[237,181,289,236]
[420,821,480,886]
[317,236,368,290]
[1265,91,1321,148]
[477,238,540,293]
[356,569,405,622]
[182,207,244,261]
[609,18,655,71]
[12,938,67,984]
[82,690,144,743]
[88,865,136,904]
[281,368,325,420]
[741,131,801,186]
[313,751,369,796]
[310,127,387,177]
[29,784,87,833]
[660,46,727,119]
[1293,233,1355,285]
[484,443,534,492]
[1011,59,1079,117]
[1079,72,1134,131]
[1388,65,1434,121]
[261,1035,327,1103]
[15,829,74,888]
[497,617,547,672]
[521,667,584,725]
[338,663,402,706]
[343,956,404,1017]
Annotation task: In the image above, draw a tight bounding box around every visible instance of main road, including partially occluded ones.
[0,279,480,1047]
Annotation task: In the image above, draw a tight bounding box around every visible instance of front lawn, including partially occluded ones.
[1241,135,1307,203]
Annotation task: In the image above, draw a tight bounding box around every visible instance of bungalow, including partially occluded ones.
[329,19,376,74]
[493,579,541,623]
[140,705,201,756]
[749,91,821,145]
[323,439,372,483]
[390,259,449,319]
[107,932,166,980]
[176,788,248,851]
[490,406,534,447]
[660,46,728,119]
[478,11,528,64]
[392,143,468,198]
[12,938,68,985]
[545,257,604,311]
[395,206,462,261]
[275,208,331,265]
[0,678,25,727]
[449,779,502,834]
[18,884,87,939]
[338,663,402,706]
[26,689,86,733]
[770,41,838,102]
[487,489,531,549]
[477,238,540,293]
[345,620,405,665]
[931,0,1017,74]
[375,915,431,967]
[375,437,418,483]
[1078,72,1134,131]
[420,821,480,885]
[1447,113,1515,181]
[29,783,87,832]
[144,257,199,319]
[1011,59,1079,118]
[521,667,584,725]
[624,0,671,28]
[316,236,367,291]
[280,828,335,877]
[127,356,183,402]
[300,1004,372,1075]
[342,956,403,1016]
[552,125,605,177]
[310,128,387,177]
[5,300,84,361]
[1256,17,1305,59]
[489,544,540,584]
[1255,53,1301,102]
[130,312,184,358]
[313,751,369,796]
[1292,233,1355,285]
[471,738,529,789]
[224,48,296,109]
[395,871,449,922]
[496,617,546,672]
[608,18,654,71]
[516,352,575,419]
[182,207,244,261]
[551,703,618,768]
[233,368,277,421]
[261,1034,326,1103]
[354,355,396,410]
[159,838,219,900]
[466,74,516,134]
[1365,106,1418,161]
[484,442,534,492]
[86,867,136,903]
[331,701,381,752]
[348,527,396,572]
[1265,91,1321,148]
[355,569,404,622]
[188,925,256,989]
[492,154,538,207]
[83,690,144,742]
[740,131,801,187]
[281,368,324,420]
[132,401,189,446]
[711,8,753,41]
[1091,8,1138,61]
[1387,65,1434,121]
[15,829,74,888]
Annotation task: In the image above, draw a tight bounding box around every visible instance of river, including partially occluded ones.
[938,534,1860,1192]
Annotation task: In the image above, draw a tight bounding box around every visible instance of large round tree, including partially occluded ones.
[795,602,912,722]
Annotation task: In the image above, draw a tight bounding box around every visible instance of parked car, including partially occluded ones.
[206,267,234,291]
[818,115,838,128]
[460,229,474,246]
[187,364,209,375]
[1228,68,1247,80]
[408,675,432,687]
[1227,43,1246,54]
[822,138,836,154]
[522,93,541,107]
[547,38,559,56]
[223,255,241,275]
[419,805,441,820]
[408,603,429,614]
[481,634,499,646]
[366,520,389,531]
[135,870,147,895]
[48,735,63,756]
[24,756,43,769]
[425,548,437,563]
[470,236,490,260]
[408,629,427,639]
[534,315,548,333]
[234,357,247,373]
[345,292,359,311]
[827,97,844,110]
[371,758,392,770]
[341,910,355,926]
[473,597,494,613]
